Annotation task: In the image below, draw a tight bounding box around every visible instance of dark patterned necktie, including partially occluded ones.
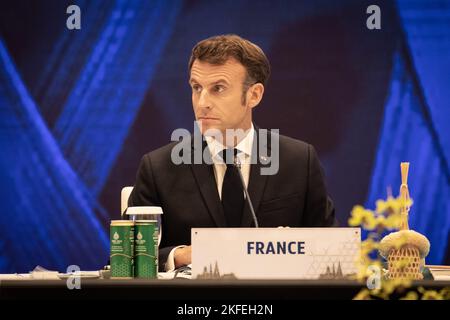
[220,148,244,227]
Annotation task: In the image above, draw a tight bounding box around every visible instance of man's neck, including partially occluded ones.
[220,124,253,148]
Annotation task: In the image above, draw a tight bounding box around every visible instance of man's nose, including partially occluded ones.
[197,89,211,109]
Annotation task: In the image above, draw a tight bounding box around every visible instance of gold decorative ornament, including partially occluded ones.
[379,162,430,280]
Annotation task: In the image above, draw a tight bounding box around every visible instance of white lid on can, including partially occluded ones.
[126,206,163,215]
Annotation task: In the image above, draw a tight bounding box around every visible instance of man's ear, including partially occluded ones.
[247,83,265,109]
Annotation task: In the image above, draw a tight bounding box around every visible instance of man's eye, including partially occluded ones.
[213,85,225,93]
[192,85,202,93]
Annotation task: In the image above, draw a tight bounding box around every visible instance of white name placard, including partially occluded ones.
[191,228,361,280]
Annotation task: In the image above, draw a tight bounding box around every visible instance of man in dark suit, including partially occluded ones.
[129,34,336,271]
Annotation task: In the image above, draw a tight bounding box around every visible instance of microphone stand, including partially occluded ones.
[234,157,259,228]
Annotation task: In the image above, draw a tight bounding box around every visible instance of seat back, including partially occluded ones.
[121,186,134,216]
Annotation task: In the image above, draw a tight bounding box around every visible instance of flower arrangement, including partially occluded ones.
[348,162,448,300]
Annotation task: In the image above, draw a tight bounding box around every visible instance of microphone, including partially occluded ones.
[234,157,259,228]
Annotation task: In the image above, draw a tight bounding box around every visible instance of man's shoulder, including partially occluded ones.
[277,133,310,150]
[141,137,194,164]
[264,130,311,155]
[141,140,182,161]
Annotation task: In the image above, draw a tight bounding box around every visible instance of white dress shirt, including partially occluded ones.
[204,123,254,199]
[165,124,255,271]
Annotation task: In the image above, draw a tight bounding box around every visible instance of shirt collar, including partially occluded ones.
[205,123,255,162]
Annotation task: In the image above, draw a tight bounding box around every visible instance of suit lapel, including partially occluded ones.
[189,137,227,227]
[187,126,272,228]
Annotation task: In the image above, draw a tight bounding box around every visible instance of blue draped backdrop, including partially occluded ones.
[367,0,450,264]
[0,0,448,272]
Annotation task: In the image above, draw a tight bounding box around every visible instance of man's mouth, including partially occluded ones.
[198,117,219,120]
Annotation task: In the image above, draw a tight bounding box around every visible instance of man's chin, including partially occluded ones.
[196,121,222,136]
[202,126,223,138]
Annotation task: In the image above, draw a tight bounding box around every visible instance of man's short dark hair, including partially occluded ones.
[188,34,271,89]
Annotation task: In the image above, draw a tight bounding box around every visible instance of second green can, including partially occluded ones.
[134,220,158,278]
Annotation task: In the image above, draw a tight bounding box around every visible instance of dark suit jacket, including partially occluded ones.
[129,128,336,270]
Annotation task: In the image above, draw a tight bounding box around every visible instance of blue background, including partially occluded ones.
[0,0,449,272]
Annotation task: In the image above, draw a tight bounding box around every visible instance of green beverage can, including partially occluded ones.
[134,220,158,278]
[110,220,134,279]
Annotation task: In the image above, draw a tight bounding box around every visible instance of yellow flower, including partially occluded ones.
[349,205,383,230]
[400,291,419,300]
[375,198,391,214]
[360,239,379,259]
[363,214,378,230]
[376,196,413,215]
[353,289,372,300]
[384,213,402,230]
[382,278,412,296]
[420,289,441,300]
[417,287,450,300]
[349,194,421,300]
[348,205,369,226]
